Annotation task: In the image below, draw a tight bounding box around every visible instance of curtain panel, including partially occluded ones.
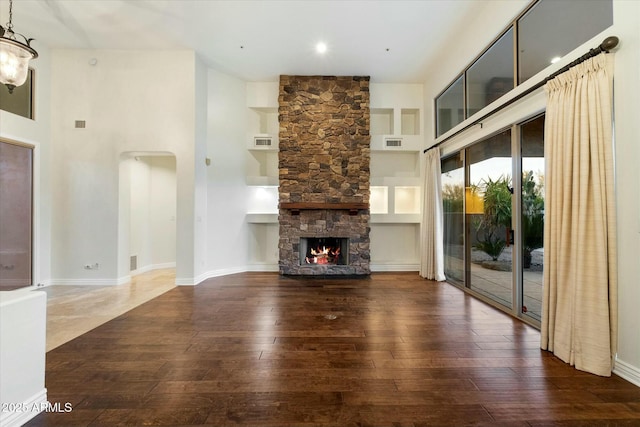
[420,147,445,281]
[541,53,617,376]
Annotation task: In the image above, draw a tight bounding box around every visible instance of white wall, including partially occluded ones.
[422,0,640,385]
[129,157,152,271]
[0,290,47,427]
[192,56,209,284]
[49,49,198,285]
[204,69,249,277]
[371,224,420,270]
[149,156,178,267]
[610,0,640,386]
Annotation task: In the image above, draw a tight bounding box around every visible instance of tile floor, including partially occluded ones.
[41,269,176,351]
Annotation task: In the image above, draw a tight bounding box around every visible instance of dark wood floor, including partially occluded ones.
[26,272,640,426]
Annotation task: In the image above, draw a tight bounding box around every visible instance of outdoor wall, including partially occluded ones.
[50,49,198,285]
[422,0,640,385]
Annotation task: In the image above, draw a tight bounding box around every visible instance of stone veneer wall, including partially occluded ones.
[278,75,371,275]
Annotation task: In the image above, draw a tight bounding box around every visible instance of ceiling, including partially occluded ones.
[2,0,490,83]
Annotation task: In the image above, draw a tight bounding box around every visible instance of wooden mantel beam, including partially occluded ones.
[280,202,369,216]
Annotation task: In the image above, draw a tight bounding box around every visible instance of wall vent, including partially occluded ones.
[385,138,402,148]
[254,136,273,147]
[130,255,137,272]
[75,120,86,128]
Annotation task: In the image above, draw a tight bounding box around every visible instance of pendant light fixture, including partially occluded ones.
[0,0,38,94]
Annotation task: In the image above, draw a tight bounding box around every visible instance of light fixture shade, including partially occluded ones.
[0,37,37,89]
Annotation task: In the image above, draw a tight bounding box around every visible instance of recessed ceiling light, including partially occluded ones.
[316,42,327,54]
[550,56,562,64]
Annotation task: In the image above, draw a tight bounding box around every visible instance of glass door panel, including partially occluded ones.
[441,155,464,284]
[466,131,513,308]
[520,116,545,321]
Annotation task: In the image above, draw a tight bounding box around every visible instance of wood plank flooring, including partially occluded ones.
[26,272,640,426]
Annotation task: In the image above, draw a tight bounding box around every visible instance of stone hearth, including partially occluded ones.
[278,75,370,275]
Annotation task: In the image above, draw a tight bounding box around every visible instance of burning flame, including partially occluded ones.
[305,245,341,265]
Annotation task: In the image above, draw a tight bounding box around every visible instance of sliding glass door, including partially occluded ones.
[467,130,513,308]
[440,116,545,326]
[520,116,545,322]
[441,155,464,284]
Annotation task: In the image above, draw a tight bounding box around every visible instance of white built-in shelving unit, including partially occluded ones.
[369,83,423,224]
[244,82,424,271]
[246,83,280,270]
[369,83,424,271]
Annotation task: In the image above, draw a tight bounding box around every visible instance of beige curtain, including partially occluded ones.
[541,53,617,377]
[420,147,445,281]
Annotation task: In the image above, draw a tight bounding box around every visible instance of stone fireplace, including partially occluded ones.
[278,75,370,276]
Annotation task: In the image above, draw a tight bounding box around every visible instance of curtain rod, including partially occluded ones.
[423,36,620,154]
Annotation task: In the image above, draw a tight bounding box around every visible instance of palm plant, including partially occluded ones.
[473,175,512,261]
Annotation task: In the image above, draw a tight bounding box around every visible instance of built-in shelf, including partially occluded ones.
[371,214,421,224]
[246,149,278,185]
[395,186,421,214]
[370,104,423,151]
[371,108,394,135]
[370,186,389,214]
[246,213,278,224]
[248,146,278,152]
[247,107,279,150]
[401,108,420,135]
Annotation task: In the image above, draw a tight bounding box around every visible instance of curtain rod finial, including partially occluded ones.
[601,36,619,52]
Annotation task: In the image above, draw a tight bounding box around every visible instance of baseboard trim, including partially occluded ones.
[370,263,420,272]
[247,263,279,272]
[614,357,640,387]
[193,266,250,285]
[49,278,122,286]
[117,275,131,285]
[131,262,176,277]
[0,388,47,427]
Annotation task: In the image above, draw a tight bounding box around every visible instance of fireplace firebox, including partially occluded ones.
[299,237,349,266]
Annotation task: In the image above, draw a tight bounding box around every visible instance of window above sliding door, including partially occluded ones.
[435,0,612,138]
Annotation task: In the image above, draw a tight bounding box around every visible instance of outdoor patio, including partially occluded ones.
[444,245,543,320]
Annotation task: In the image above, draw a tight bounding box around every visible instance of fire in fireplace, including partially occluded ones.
[299,237,349,266]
